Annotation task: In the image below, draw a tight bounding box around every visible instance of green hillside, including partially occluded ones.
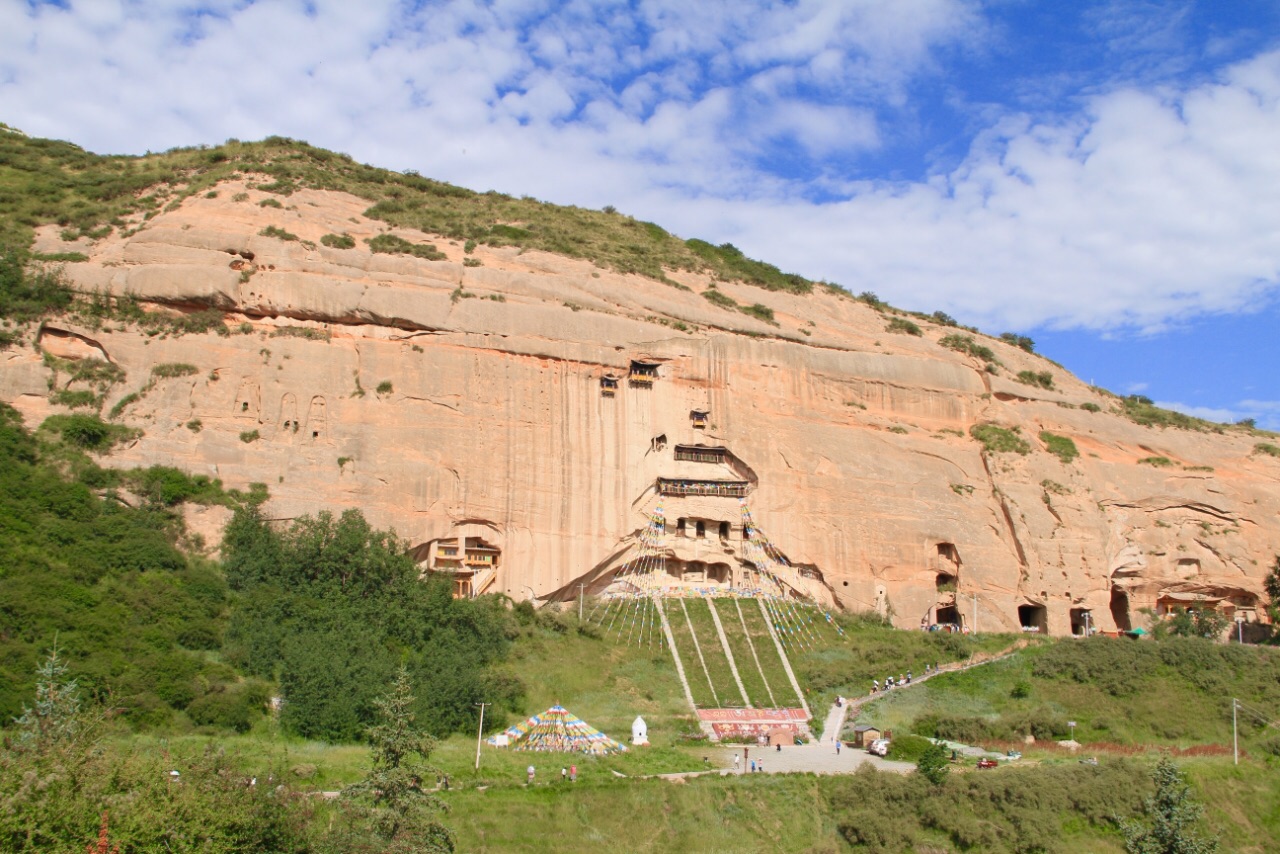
[0,124,813,293]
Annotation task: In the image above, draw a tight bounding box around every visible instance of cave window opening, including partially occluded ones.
[312,431,319,439]
[677,518,686,537]
[719,521,730,541]
[695,521,705,539]
[652,434,667,452]
[936,573,957,593]
[1018,604,1047,633]
[936,542,960,568]
[241,401,249,412]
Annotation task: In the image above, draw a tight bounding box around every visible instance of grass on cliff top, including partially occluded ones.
[0,128,812,293]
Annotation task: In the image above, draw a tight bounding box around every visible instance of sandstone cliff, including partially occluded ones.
[4,178,1277,637]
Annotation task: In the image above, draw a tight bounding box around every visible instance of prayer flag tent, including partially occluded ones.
[486,704,627,754]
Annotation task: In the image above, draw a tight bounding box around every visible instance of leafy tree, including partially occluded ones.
[341,667,454,852]
[222,506,522,741]
[916,740,950,785]
[1167,608,1229,640]
[1121,758,1219,854]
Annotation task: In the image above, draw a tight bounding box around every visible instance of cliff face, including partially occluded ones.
[4,179,1277,636]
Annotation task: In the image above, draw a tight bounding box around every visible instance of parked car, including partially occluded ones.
[867,738,890,757]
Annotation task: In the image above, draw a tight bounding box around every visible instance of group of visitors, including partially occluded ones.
[525,764,578,785]
[869,663,943,695]
[732,751,766,774]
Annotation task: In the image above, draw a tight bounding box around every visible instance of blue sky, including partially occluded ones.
[2,0,1278,427]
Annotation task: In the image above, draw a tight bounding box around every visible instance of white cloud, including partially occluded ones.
[0,1,1278,342]
[1157,399,1280,431]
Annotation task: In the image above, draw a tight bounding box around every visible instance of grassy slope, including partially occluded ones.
[681,599,745,706]
[710,599,774,707]
[855,637,1280,751]
[0,127,813,293]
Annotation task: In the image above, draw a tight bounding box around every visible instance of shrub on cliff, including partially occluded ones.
[970,423,1031,455]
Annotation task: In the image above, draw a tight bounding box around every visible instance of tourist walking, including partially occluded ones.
[526,765,535,785]
[750,759,756,773]
[570,764,577,782]
[836,740,841,755]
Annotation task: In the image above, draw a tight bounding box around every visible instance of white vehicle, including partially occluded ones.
[867,738,890,757]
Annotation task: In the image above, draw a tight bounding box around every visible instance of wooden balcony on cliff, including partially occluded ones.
[658,477,750,498]
[690,409,709,429]
[600,374,619,397]
[629,360,660,386]
[674,444,728,464]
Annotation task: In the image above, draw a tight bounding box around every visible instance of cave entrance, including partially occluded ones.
[1018,604,1047,633]
[1069,608,1092,637]
[936,573,957,593]
[935,605,960,626]
[1110,588,1131,631]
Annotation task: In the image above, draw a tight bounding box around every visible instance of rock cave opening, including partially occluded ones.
[935,605,960,626]
[1018,604,1047,633]
[1110,588,1132,631]
[1069,607,1093,637]
[936,572,957,592]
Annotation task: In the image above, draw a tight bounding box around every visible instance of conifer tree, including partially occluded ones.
[1122,758,1219,854]
[343,667,454,852]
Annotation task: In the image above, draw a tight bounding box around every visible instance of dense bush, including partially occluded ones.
[1016,369,1054,389]
[367,233,447,260]
[885,317,922,336]
[1039,431,1078,463]
[1000,332,1036,352]
[938,333,998,364]
[222,506,523,741]
[321,232,356,249]
[829,761,1149,853]
[970,423,1031,455]
[0,404,247,727]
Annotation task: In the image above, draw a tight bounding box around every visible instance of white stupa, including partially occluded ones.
[631,716,649,746]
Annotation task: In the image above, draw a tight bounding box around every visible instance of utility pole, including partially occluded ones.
[1233,698,1238,766]
[579,583,585,622]
[973,593,978,635]
[475,702,489,771]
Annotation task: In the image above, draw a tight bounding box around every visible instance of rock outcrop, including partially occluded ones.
[3,179,1277,636]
